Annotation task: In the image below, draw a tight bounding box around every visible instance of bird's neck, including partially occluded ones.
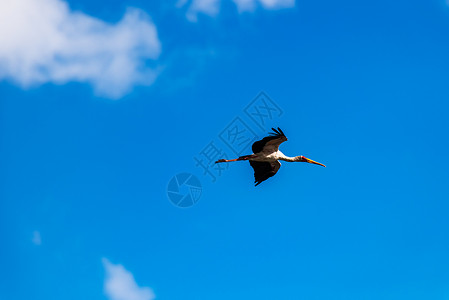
[277,153,299,162]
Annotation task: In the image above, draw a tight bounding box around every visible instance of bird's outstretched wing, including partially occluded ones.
[249,160,281,186]
[251,127,287,154]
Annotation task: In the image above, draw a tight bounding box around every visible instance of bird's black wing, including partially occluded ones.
[252,127,287,154]
[249,160,281,186]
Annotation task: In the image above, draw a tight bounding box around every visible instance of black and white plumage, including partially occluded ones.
[249,127,286,186]
[249,160,281,186]
[215,127,326,186]
[251,127,287,154]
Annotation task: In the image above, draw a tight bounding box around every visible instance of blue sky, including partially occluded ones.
[1,0,449,299]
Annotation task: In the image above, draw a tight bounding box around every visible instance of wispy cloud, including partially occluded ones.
[182,0,295,21]
[32,231,42,245]
[234,0,295,12]
[187,0,221,21]
[102,258,155,300]
[0,0,161,99]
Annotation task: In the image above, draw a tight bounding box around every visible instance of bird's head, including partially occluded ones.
[295,156,326,167]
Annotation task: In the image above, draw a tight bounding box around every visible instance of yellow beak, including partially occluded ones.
[304,157,326,167]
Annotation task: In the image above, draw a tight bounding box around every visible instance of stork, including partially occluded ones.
[215,127,325,186]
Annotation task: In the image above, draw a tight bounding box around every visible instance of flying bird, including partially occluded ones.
[215,127,325,186]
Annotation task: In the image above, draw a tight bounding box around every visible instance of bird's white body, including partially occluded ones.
[251,150,296,162]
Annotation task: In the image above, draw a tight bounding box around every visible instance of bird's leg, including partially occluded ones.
[215,158,238,163]
[215,154,256,163]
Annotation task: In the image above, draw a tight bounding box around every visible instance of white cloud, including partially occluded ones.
[102,258,155,300]
[232,0,257,12]
[0,0,161,99]
[234,0,295,12]
[187,0,221,21]
[182,0,295,20]
[257,0,295,10]
[32,230,41,245]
